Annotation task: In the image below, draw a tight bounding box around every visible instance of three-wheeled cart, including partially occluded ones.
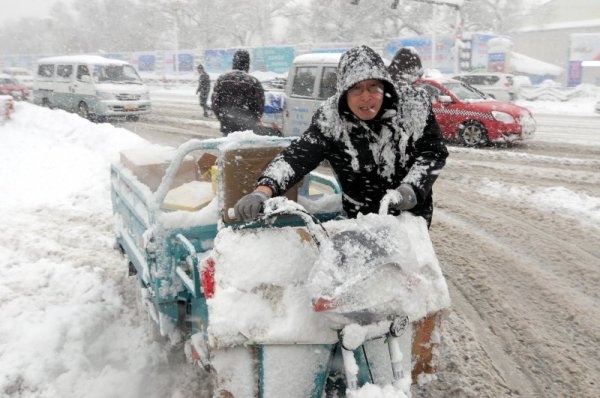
[110,133,449,397]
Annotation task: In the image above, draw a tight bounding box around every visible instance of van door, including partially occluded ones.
[283,65,320,137]
[54,64,75,111]
[74,64,95,111]
[34,64,55,106]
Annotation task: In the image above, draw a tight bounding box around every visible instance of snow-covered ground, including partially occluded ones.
[0,98,599,397]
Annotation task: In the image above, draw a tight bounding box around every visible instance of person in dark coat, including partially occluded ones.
[235,45,448,227]
[388,47,424,85]
[388,47,431,144]
[211,49,265,136]
[195,64,211,117]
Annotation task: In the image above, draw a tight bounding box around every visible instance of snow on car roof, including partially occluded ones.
[293,52,343,65]
[420,76,461,84]
[37,55,129,65]
[2,67,33,73]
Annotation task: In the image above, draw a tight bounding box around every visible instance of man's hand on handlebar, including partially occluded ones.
[234,186,273,222]
[381,184,417,214]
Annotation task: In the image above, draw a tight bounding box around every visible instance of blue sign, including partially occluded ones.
[176,53,194,72]
[138,54,156,72]
[386,35,456,73]
[204,49,237,74]
[252,47,296,73]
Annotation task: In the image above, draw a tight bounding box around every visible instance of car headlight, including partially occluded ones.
[96,91,115,100]
[491,111,515,124]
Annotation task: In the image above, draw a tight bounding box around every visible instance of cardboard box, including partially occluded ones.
[119,145,197,192]
[161,181,215,212]
[411,311,442,383]
[198,152,218,181]
[220,145,301,224]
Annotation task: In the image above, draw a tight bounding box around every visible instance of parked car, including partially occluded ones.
[415,77,536,147]
[451,72,519,102]
[0,73,30,101]
[1,67,35,90]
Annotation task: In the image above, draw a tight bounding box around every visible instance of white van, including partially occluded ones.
[33,55,151,121]
[282,53,342,137]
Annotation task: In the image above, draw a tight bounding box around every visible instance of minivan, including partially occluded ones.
[281,52,342,136]
[33,55,151,121]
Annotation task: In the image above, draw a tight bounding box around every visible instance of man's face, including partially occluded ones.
[346,79,384,121]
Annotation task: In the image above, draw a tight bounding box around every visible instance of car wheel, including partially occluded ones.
[77,101,90,120]
[459,121,488,147]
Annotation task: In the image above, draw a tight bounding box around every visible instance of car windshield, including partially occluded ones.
[92,64,143,84]
[443,82,488,101]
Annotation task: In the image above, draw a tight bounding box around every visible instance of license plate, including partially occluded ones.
[124,104,138,111]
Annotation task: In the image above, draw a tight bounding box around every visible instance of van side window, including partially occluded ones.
[291,67,317,97]
[56,64,73,81]
[77,65,90,81]
[318,67,337,99]
[37,64,54,79]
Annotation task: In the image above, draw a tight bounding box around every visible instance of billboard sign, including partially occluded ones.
[252,46,295,73]
[386,35,456,73]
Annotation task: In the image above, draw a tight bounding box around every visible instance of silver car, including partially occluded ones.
[452,72,519,103]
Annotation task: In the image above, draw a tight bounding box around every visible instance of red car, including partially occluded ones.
[415,77,536,147]
[0,73,29,101]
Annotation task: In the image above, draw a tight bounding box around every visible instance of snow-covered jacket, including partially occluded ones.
[211,50,265,135]
[258,45,448,224]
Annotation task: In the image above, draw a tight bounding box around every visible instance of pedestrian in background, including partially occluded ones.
[195,64,210,118]
[388,47,431,143]
[211,49,265,136]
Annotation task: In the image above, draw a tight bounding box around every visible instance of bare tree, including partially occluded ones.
[0,0,532,56]
[461,0,528,34]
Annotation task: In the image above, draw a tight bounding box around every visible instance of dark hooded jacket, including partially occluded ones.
[388,47,431,143]
[196,65,210,104]
[211,49,265,135]
[258,45,448,225]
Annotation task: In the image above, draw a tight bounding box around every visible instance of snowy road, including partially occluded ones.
[420,124,600,397]
[119,95,600,397]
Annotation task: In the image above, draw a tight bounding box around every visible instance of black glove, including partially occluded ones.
[392,184,417,211]
[234,191,269,222]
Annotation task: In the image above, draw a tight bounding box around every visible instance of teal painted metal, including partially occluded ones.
[311,344,336,398]
[111,136,355,395]
[355,345,373,386]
